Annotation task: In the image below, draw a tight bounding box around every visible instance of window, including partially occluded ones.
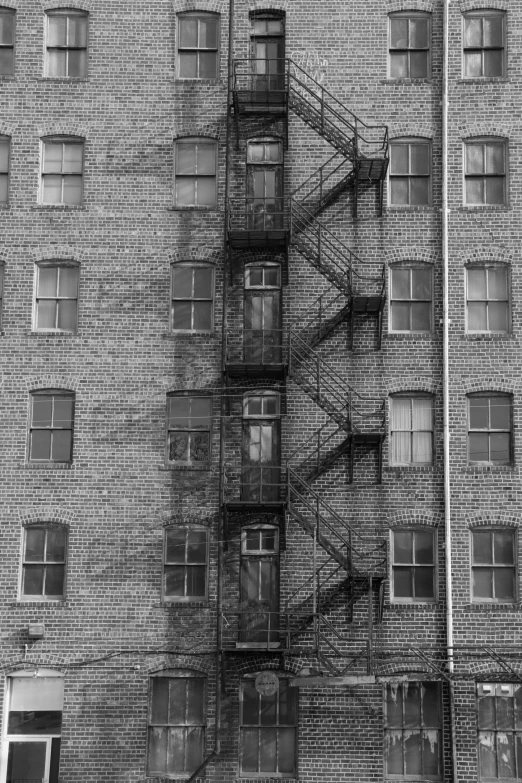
[5,670,63,783]
[466,266,509,333]
[472,529,516,602]
[390,266,432,332]
[468,394,512,464]
[45,9,88,77]
[0,135,9,202]
[477,683,522,778]
[34,263,79,332]
[392,529,435,601]
[171,263,213,332]
[163,527,208,601]
[29,390,74,463]
[22,525,67,599]
[177,13,219,79]
[240,675,297,775]
[175,138,217,207]
[389,139,431,206]
[464,139,506,205]
[148,673,206,776]
[390,395,433,465]
[167,395,211,465]
[389,13,430,79]
[0,7,14,75]
[41,138,84,205]
[384,682,441,778]
[463,11,505,78]
[0,262,3,329]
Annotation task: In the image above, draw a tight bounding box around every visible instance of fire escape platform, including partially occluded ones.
[351,294,385,315]
[223,500,287,513]
[227,229,289,250]
[233,90,288,116]
[225,363,287,381]
[356,158,388,181]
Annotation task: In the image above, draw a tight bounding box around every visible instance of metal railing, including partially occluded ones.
[225,328,285,366]
[228,197,290,233]
[222,462,285,505]
[291,152,355,210]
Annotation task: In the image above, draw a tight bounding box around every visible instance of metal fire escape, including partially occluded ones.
[220,57,389,676]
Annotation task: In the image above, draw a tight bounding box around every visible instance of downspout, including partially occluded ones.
[442,2,457,783]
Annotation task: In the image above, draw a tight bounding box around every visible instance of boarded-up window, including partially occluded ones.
[478,683,522,778]
[384,682,441,778]
[240,677,297,774]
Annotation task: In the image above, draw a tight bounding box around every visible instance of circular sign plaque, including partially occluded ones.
[255,671,279,696]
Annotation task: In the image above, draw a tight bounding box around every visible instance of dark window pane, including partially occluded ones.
[22,565,45,596]
[486,176,505,205]
[403,683,421,727]
[151,679,169,724]
[46,528,66,562]
[489,398,510,430]
[414,567,434,599]
[36,300,57,329]
[259,691,277,726]
[469,397,490,429]
[391,302,411,331]
[469,430,489,462]
[484,16,503,47]
[390,178,409,205]
[410,177,429,205]
[494,531,514,564]
[479,731,497,777]
[259,727,277,772]
[170,432,189,461]
[466,178,484,204]
[390,145,409,175]
[193,268,212,298]
[496,693,514,730]
[410,145,429,175]
[32,397,53,427]
[468,268,487,299]
[30,430,52,461]
[8,710,62,734]
[242,683,259,725]
[169,680,187,725]
[411,269,431,299]
[185,566,206,596]
[168,396,190,425]
[415,531,434,564]
[44,565,65,596]
[423,683,440,726]
[51,430,72,462]
[25,528,46,561]
[148,726,167,773]
[54,397,73,427]
[7,741,47,782]
[488,302,508,333]
[474,532,492,564]
[390,18,408,49]
[410,18,428,48]
[490,432,510,463]
[166,529,187,562]
[404,730,422,775]
[478,694,496,729]
[241,728,259,772]
[199,51,218,78]
[186,679,205,723]
[390,52,407,78]
[0,13,14,45]
[278,727,295,773]
[422,730,440,775]
[193,301,212,331]
[173,301,192,330]
[165,566,185,596]
[494,568,514,600]
[386,731,404,774]
[191,432,210,462]
[279,683,297,724]
[179,52,198,77]
[386,685,404,727]
[186,531,207,562]
[474,568,494,599]
[68,49,87,77]
[394,531,413,564]
[498,732,516,777]
[172,266,193,298]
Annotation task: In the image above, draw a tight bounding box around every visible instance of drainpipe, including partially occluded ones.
[442,2,458,783]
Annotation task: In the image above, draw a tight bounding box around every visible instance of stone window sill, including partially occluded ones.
[32,204,86,211]
[24,462,73,470]
[381,78,433,85]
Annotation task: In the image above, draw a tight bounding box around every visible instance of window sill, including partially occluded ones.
[160,463,211,472]
[37,77,89,83]
[171,77,224,85]
[0,75,15,80]
[13,600,69,607]
[158,601,210,608]
[32,204,86,211]
[385,331,434,338]
[167,206,220,213]
[389,602,438,609]
[464,333,512,341]
[26,330,78,337]
[457,77,508,84]
[24,462,73,470]
[385,465,435,473]
[458,205,509,212]
[162,331,216,339]
[386,205,435,212]
[381,78,433,85]
[467,603,520,611]
[463,464,514,472]
[0,202,10,208]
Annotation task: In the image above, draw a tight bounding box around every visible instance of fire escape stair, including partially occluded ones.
[288,88,356,160]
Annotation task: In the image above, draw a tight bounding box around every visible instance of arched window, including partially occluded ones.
[389,263,433,333]
[389,137,431,206]
[163,526,208,601]
[471,527,516,602]
[177,12,219,79]
[389,11,431,79]
[464,137,507,205]
[467,392,512,464]
[391,527,436,601]
[0,7,15,75]
[21,523,67,600]
[167,393,212,466]
[174,137,217,208]
[34,261,79,332]
[28,389,75,463]
[463,10,505,78]
[389,393,434,465]
[45,8,88,77]
[0,134,10,203]
[40,136,84,205]
[170,262,214,332]
[466,263,509,333]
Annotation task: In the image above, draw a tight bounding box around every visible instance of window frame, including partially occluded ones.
[389,393,434,466]
[389,264,433,333]
[462,10,506,79]
[388,12,431,80]
[0,134,9,203]
[170,262,214,333]
[477,682,522,779]
[0,261,4,330]
[28,389,75,464]
[467,393,513,465]
[21,524,67,601]
[45,8,88,78]
[0,7,15,76]
[391,528,436,603]
[40,137,84,206]
[471,528,517,603]
[389,137,432,207]
[465,264,510,334]
[33,261,80,333]
[174,137,217,209]
[147,670,206,778]
[166,393,212,467]
[177,12,219,80]
[464,138,507,206]
[162,526,209,602]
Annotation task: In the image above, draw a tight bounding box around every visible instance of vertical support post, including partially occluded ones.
[367,575,373,675]
[321,86,325,135]
[316,351,321,403]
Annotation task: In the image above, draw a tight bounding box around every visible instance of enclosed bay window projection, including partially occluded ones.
[167,395,211,465]
[466,266,509,333]
[34,263,79,331]
[464,139,506,205]
[163,527,208,600]
[5,670,63,783]
[0,135,9,202]
[45,9,88,77]
[177,13,219,78]
[477,683,522,779]
[240,676,297,775]
[384,682,441,778]
[389,13,430,79]
[148,673,206,777]
[41,138,84,205]
[0,7,15,75]
[389,266,432,332]
[175,139,217,207]
[22,524,67,599]
[472,529,516,602]
[467,394,512,464]
[29,390,74,462]
[463,11,505,78]
[390,395,433,465]
[391,529,435,601]
[389,139,431,206]
[171,263,213,332]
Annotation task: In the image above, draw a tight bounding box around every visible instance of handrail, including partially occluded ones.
[291,152,353,201]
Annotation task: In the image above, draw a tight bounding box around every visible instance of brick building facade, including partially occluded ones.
[0,0,520,782]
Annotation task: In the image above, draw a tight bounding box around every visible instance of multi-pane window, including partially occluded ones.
[390,395,433,465]
[34,264,79,332]
[466,266,509,333]
[46,10,88,77]
[167,395,211,465]
[148,674,206,776]
[477,683,522,779]
[392,529,435,601]
[389,139,431,206]
[175,139,217,207]
[390,266,432,332]
[0,7,14,75]
[163,527,208,600]
[468,394,512,464]
[22,525,67,599]
[472,529,516,602]
[240,676,297,775]
[178,13,219,78]
[463,11,505,78]
[464,139,506,206]
[171,264,213,332]
[0,134,9,202]
[41,139,84,205]
[389,13,430,79]
[29,390,74,463]
[6,670,63,783]
[384,682,441,778]
[0,262,3,329]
